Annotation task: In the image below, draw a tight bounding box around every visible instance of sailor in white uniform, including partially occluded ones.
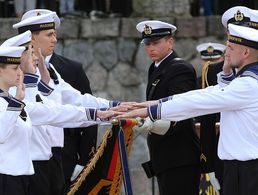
[0,46,117,195]
[11,9,131,195]
[118,24,258,195]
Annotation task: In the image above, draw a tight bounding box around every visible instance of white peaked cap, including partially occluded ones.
[221,6,251,28]
[1,31,32,47]
[228,23,258,50]
[136,20,177,44]
[196,42,226,59]
[249,9,258,29]
[0,46,25,64]
[13,11,60,34]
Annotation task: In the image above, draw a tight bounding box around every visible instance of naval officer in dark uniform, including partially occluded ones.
[136,20,200,195]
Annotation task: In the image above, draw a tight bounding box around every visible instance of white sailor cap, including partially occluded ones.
[13,10,60,34]
[228,23,258,50]
[0,46,25,64]
[249,9,258,30]
[1,31,32,47]
[196,42,226,60]
[136,20,177,44]
[221,6,251,28]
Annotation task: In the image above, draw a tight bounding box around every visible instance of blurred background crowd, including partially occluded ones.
[1,0,258,19]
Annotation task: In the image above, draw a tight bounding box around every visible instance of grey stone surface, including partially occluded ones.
[113,62,141,86]
[93,40,118,70]
[63,39,94,68]
[0,18,19,39]
[176,16,206,38]
[117,38,137,63]
[121,18,147,38]
[86,62,108,91]
[173,38,199,61]
[207,15,227,37]
[134,44,152,76]
[57,18,80,38]
[54,41,64,55]
[81,18,120,38]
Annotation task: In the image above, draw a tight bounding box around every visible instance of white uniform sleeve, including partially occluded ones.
[149,77,255,121]
[60,79,111,108]
[48,65,113,109]
[26,101,98,127]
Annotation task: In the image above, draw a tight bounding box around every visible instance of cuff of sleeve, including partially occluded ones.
[219,72,235,84]
[159,96,173,103]
[23,73,39,88]
[109,101,121,107]
[100,108,109,111]
[148,104,162,122]
[85,108,97,121]
[7,97,25,111]
[38,80,54,96]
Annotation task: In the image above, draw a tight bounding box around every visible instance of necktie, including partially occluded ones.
[36,94,43,103]
[19,109,27,121]
[48,66,59,84]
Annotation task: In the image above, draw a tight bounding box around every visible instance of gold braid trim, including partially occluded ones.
[201,61,211,89]
[67,127,113,195]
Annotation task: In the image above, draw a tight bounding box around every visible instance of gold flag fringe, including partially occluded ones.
[67,127,113,195]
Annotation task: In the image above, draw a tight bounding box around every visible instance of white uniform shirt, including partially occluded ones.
[42,63,114,148]
[0,95,34,176]
[149,64,258,161]
[24,72,109,160]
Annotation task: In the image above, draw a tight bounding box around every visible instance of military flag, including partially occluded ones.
[68,119,138,195]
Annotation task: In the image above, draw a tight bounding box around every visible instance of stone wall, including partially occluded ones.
[0,16,226,195]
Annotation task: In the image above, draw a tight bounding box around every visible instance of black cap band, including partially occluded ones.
[18,22,55,34]
[0,56,20,64]
[200,50,224,58]
[228,34,258,50]
[227,17,250,27]
[142,28,172,39]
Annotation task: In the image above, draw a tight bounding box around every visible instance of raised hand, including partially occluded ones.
[36,48,50,84]
[20,45,37,74]
[15,74,25,101]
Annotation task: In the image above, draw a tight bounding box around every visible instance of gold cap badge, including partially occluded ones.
[207,46,214,53]
[144,24,152,35]
[234,10,244,22]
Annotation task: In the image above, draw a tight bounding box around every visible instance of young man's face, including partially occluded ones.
[0,64,22,89]
[144,36,173,62]
[32,29,57,57]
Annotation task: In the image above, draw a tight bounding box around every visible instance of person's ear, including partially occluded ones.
[243,48,250,58]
